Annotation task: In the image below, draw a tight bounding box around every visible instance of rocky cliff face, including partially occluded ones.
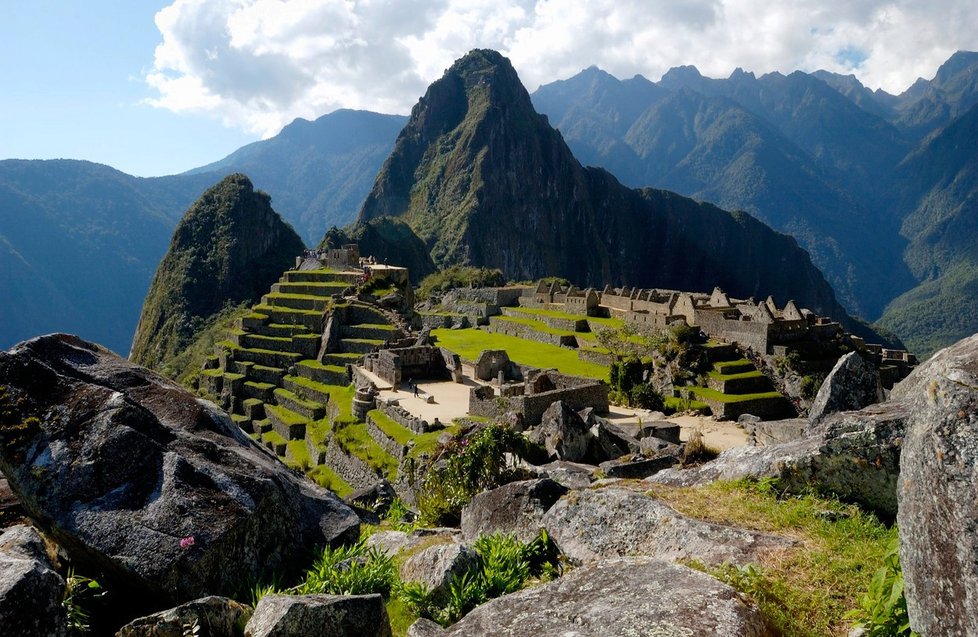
[358,49,851,322]
[130,174,305,371]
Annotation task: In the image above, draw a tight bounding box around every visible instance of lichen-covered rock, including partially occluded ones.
[399,542,479,597]
[460,479,567,543]
[0,334,359,614]
[542,487,793,565]
[598,453,677,479]
[649,400,907,519]
[245,594,391,637]
[117,596,252,637]
[526,401,591,462]
[0,524,66,637]
[433,557,775,636]
[808,352,884,426]
[897,333,978,636]
[526,460,596,489]
[406,618,445,637]
[587,418,640,461]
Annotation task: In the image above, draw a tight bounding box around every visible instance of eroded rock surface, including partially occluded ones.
[0,524,66,637]
[542,487,793,565]
[808,352,884,425]
[422,557,775,636]
[246,594,391,637]
[461,478,567,543]
[0,335,359,612]
[526,401,591,462]
[399,542,479,597]
[897,333,978,636]
[117,596,252,637]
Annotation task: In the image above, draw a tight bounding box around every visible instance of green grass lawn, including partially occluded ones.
[688,386,785,403]
[431,328,609,380]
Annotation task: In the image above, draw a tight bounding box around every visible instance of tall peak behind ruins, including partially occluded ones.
[356,49,858,330]
[130,173,305,369]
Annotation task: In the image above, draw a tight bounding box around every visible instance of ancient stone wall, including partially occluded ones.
[325,438,378,490]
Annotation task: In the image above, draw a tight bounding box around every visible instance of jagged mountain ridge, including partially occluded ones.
[358,49,855,328]
[130,174,305,370]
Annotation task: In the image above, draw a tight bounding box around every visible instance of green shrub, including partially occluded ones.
[297,539,396,597]
[63,569,104,636]
[417,266,505,301]
[609,357,643,396]
[845,537,916,636]
[800,374,824,400]
[629,383,665,411]
[415,425,540,526]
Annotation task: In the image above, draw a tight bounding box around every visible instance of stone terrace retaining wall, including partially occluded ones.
[365,414,408,460]
[487,317,578,347]
[500,308,588,332]
[325,438,379,490]
[378,401,430,434]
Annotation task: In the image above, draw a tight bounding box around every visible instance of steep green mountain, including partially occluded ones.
[876,102,978,355]
[891,51,978,138]
[358,49,855,327]
[0,160,211,355]
[188,109,406,243]
[130,174,305,371]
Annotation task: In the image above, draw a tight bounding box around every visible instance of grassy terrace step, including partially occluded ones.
[242,380,276,402]
[339,338,385,355]
[282,269,360,284]
[273,387,327,421]
[713,359,757,375]
[334,421,399,480]
[493,315,597,342]
[249,322,311,338]
[242,398,265,421]
[252,305,322,331]
[261,292,329,312]
[432,328,609,380]
[340,323,398,340]
[220,342,303,369]
[265,403,309,441]
[345,303,391,325]
[261,429,288,456]
[282,375,336,405]
[273,281,350,297]
[687,386,786,403]
[308,465,353,498]
[707,369,767,381]
[296,360,348,386]
[248,364,285,385]
[240,333,295,353]
[253,418,273,434]
[231,413,251,432]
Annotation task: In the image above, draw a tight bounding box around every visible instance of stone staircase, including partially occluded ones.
[198,267,411,493]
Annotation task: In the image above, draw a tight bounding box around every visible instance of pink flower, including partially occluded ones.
[180,536,195,549]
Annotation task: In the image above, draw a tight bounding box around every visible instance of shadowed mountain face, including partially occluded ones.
[130,174,304,370]
[358,49,855,328]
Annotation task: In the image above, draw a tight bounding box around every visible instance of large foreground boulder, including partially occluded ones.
[648,400,907,519]
[246,594,391,637]
[460,478,567,543]
[808,351,884,425]
[0,335,359,613]
[897,333,978,636]
[525,401,590,462]
[541,487,793,565]
[413,557,775,636]
[0,524,66,637]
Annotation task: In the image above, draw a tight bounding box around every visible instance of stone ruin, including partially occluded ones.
[362,344,463,387]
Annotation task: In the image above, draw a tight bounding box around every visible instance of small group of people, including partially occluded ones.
[405,378,420,398]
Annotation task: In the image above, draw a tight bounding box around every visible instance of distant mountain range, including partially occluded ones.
[2,52,977,357]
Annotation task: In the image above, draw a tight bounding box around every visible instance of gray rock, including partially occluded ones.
[364,530,410,558]
[639,420,682,444]
[525,401,590,462]
[0,525,66,637]
[808,352,884,426]
[897,333,978,636]
[542,487,793,565]
[598,454,677,479]
[399,542,479,597]
[587,418,640,461]
[245,594,391,637]
[436,557,775,636]
[406,618,445,637]
[528,460,596,489]
[461,479,568,543]
[649,400,907,519]
[117,596,252,637]
[0,334,359,611]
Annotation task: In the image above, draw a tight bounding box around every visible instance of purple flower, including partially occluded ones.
[180,536,196,549]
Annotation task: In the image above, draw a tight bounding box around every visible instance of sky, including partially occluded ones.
[2,0,977,178]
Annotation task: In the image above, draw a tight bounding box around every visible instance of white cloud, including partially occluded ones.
[146,0,978,137]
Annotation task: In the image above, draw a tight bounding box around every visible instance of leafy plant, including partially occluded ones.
[296,539,396,597]
[63,569,104,636]
[845,537,916,636]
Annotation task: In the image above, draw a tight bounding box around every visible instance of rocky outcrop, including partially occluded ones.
[246,594,391,637]
[130,173,306,370]
[808,352,884,425]
[525,401,590,462]
[0,334,359,616]
[411,557,775,636]
[541,487,793,566]
[461,479,567,543]
[0,525,66,637]
[649,400,907,518]
[399,543,479,598]
[897,333,978,636]
[117,596,252,637]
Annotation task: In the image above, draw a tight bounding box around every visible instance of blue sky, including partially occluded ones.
[3,1,977,178]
